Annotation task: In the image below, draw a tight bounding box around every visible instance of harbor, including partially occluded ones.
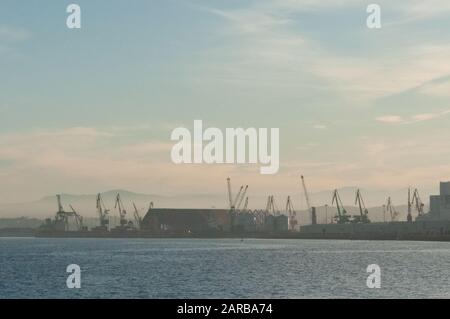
[33,177,450,241]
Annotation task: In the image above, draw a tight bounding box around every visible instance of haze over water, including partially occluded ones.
[1,238,449,299]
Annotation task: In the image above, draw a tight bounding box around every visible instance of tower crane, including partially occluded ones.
[301,175,317,225]
[332,189,350,224]
[96,193,110,229]
[115,193,128,227]
[354,189,370,223]
[286,196,298,231]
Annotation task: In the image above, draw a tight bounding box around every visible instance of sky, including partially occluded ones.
[1,0,450,206]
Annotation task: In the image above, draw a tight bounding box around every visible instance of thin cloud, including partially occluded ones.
[375,115,403,124]
[0,25,30,41]
[376,110,450,125]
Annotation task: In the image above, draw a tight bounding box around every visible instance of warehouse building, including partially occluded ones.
[141,208,231,234]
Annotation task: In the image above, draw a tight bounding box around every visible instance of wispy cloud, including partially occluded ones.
[375,115,403,124]
[376,110,450,125]
[201,2,450,104]
[0,25,30,41]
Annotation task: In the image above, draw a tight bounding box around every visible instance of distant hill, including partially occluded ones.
[0,217,43,229]
[0,190,229,218]
[0,186,433,222]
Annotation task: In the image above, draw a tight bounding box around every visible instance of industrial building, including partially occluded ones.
[141,208,231,234]
[418,182,450,221]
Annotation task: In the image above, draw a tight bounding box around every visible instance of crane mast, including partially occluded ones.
[265,195,279,215]
[411,188,424,217]
[354,189,370,223]
[386,197,399,222]
[236,185,248,210]
[286,196,297,231]
[265,195,271,212]
[271,196,280,215]
[332,189,349,224]
[57,194,64,214]
[407,188,413,222]
[243,197,249,211]
[54,195,85,231]
[115,193,128,227]
[147,201,154,214]
[69,204,84,231]
[133,202,142,230]
[227,178,245,211]
[227,178,233,210]
[233,186,244,209]
[96,193,109,228]
[301,175,316,225]
[301,175,311,212]
[55,195,68,230]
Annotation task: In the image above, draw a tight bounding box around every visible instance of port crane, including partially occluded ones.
[265,195,271,213]
[147,201,154,214]
[286,196,298,231]
[132,202,143,230]
[236,185,248,210]
[115,194,128,227]
[226,178,246,212]
[227,178,233,209]
[407,188,413,222]
[243,197,249,211]
[386,197,399,222]
[354,189,370,223]
[54,194,72,231]
[332,189,350,224]
[301,175,317,225]
[96,193,110,229]
[411,188,425,217]
[55,194,67,226]
[69,205,85,231]
[266,195,280,215]
[54,195,84,231]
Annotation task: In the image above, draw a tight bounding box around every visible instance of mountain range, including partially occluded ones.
[0,186,433,224]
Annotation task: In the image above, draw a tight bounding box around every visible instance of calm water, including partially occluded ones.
[1,238,450,299]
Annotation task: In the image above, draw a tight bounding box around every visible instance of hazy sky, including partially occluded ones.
[1,0,450,204]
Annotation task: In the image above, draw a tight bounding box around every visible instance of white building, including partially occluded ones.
[418,182,450,221]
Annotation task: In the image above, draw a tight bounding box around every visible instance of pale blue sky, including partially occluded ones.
[1,0,450,203]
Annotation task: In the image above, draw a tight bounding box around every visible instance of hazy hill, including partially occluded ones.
[0,184,432,223]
